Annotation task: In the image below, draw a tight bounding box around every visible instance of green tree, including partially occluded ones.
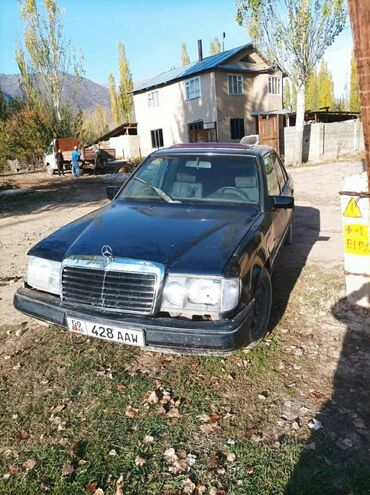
[0,89,8,121]
[117,42,133,122]
[81,104,109,144]
[108,73,120,127]
[305,61,334,110]
[16,0,84,122]
[317,60,334,109]
[350,52,360,112]
[236,0,347,164]
[305,70,319,110]
[181,43,190,66]
[209,37,222,55]
[283,79,291,109]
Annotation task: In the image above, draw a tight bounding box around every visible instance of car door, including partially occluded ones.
[262,153,286,256]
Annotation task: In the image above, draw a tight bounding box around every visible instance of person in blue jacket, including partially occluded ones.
[71,146,81,177]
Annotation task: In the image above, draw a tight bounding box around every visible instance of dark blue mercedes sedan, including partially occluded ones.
[14,143,294,353]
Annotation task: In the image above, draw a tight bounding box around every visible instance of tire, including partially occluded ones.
[245,267,272,349]
[46,165,54,176]
[285,221,293,245]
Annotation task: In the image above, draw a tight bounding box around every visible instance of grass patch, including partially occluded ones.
[1,264,369,495]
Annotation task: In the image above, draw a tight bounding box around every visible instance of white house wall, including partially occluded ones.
[134,73,217,156]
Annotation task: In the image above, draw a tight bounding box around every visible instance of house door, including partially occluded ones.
[258,114,282,154]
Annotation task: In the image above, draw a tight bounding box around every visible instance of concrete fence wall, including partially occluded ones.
[284,120,364,163]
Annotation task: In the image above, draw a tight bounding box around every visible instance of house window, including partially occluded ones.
[230,118,245,139]
[268,77,281,95]
[150,129,164,148]
[148,90,159,108]
[184,77,201,100]
[228,74,243,95]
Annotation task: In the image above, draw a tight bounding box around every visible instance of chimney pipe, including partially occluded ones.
[197,39,203,62]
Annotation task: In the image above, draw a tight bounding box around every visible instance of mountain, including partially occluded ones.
[0,73,111,112]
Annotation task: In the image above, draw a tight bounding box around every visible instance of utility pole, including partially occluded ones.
[348,0,370,191]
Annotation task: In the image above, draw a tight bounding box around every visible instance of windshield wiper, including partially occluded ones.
[134,176,181,203]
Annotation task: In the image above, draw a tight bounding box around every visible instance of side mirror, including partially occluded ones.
[270,195,294,209]
[106,185,121,200]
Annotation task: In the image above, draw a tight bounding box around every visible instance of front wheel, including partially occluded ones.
[245,267,272,349]
[46,165,54,176]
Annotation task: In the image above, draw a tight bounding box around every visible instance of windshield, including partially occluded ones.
[118,154,260,205]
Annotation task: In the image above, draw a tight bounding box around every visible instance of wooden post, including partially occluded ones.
[348,0,370,191]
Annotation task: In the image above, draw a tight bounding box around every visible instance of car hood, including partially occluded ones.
[29,200,259,275]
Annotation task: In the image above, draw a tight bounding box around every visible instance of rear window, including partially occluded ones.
[118,154,260,205]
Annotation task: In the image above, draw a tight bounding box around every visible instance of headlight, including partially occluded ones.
[27,256,61,295]
[161,275,240,316]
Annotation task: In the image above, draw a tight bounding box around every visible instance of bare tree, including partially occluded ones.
[236,0,347,164]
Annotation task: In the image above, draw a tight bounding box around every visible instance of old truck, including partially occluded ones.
[43,138,116,175]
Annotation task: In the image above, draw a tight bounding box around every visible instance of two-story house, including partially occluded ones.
[132,43,283,156]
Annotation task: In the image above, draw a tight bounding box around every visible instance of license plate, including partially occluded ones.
[66,317,145,347]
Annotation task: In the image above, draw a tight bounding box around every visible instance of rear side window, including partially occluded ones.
[263,155,280,195]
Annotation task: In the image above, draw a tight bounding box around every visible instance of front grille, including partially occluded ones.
[62,266,157,315]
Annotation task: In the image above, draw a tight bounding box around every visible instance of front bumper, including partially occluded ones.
[14,287,254,354]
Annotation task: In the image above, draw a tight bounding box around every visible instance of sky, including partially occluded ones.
[0,0,353,98]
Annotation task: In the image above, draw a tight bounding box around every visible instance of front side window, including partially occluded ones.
[148,90,159,108]
[230,118,245,139]
[184,77,201,100]
[151,129,164,148]
[263,155,281,195]
[228,74,243,95]
[268,76,281,95]
[118,154,260,205]
[271,153,286,190]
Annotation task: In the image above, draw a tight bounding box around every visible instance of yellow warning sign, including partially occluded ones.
[343,197,362,218]
[344,224,370,256]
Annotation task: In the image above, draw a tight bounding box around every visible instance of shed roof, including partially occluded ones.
[86,123,137,147]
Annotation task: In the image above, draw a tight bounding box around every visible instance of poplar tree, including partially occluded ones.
[108,73,120,126]
[350,52,360,112]
[181,43,190,66]
[118,42,133,122]
[16,0,84,123]
[209,37,222,55]
[318,61,334,109]
[305,71,319,110]
[305,61,334,110]
[236,0,346,164]
[283,79,291,109]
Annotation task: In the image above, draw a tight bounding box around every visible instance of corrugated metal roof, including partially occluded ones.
[132,44,252,93]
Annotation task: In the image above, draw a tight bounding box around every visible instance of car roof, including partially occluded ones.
[152,142,274,157]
